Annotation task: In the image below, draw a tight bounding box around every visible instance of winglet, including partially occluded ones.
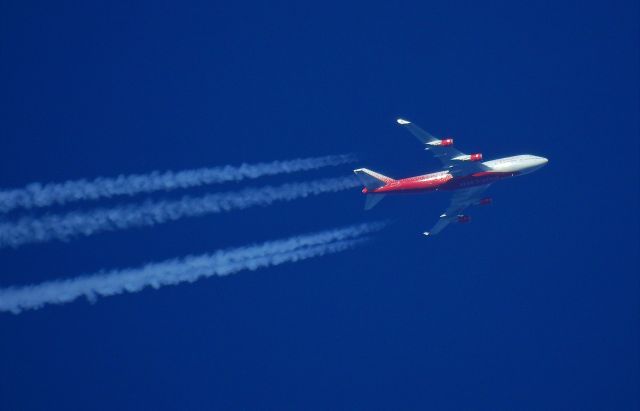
[396,118,411,125]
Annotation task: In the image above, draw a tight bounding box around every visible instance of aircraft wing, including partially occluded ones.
[396,118,487,173]
[424,184,492,236]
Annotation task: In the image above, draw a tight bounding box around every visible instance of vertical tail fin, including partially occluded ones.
[353,168,395,191]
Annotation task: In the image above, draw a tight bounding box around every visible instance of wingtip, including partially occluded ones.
[396,118,411,125]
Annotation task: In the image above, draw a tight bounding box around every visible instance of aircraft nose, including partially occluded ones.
[522,156,548,174]
[532,156,548,167]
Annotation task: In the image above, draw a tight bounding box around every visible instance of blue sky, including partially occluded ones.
[0,1,638,409]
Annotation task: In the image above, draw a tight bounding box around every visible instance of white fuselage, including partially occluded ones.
[482,154,549,175]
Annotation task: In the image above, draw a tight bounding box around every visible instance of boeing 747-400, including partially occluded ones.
[354,118,548,236]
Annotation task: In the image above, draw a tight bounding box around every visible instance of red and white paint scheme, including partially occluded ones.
[354,118,548,236]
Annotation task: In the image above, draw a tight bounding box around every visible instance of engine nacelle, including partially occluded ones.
[478,197,492,206]
[457,215,471,224]
[427,138,454,147]
[453,153,483,162]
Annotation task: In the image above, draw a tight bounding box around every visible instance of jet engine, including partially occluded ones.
[427,138,454,147]
[477,197,492,206]
[457,215,471,223]
[453,153,483,162]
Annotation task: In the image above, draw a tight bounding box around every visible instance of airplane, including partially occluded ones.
[353,118,548,236]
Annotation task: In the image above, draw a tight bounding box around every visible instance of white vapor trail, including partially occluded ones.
[0,222,387,314]
[0,154,354,213]
[0,176,360,248]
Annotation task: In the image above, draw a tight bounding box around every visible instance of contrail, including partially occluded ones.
[0,222,387,314]
[0,176,360,248]
[0,154,354,213]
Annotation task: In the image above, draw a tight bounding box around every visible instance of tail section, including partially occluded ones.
[353,168,395,191]
[354,168,395,211]
[364,194,386,210]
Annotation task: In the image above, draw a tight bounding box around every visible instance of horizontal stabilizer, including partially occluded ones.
[353,168,395,191]
[364,194,386,210]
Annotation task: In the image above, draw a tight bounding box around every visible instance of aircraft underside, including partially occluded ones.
[353,118,548,235]
[364,171,517,194]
